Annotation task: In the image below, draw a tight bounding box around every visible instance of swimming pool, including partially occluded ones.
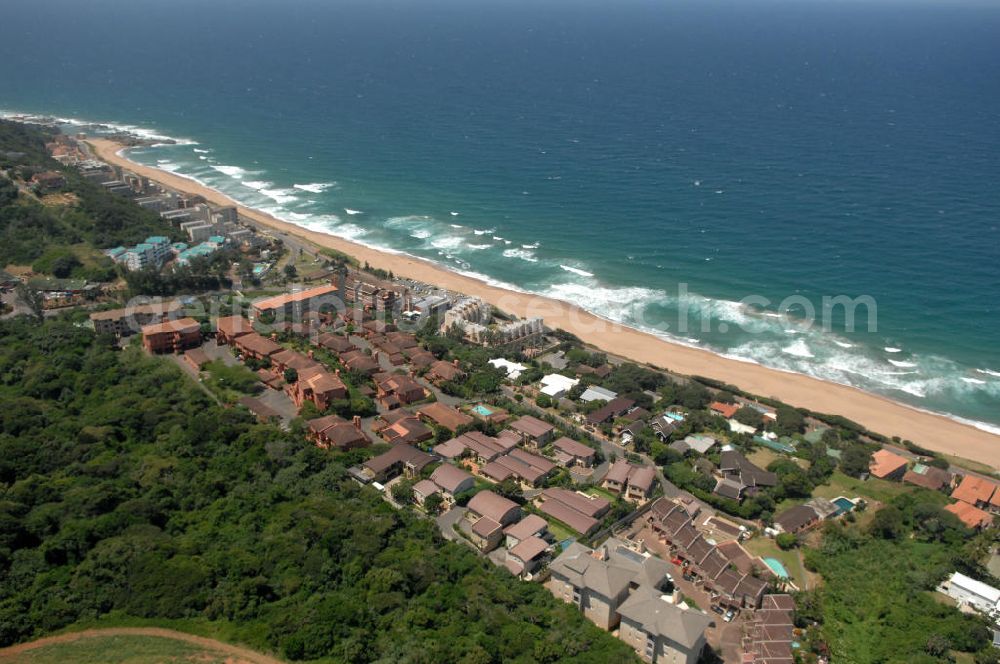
[833,497,855,516]
[473,404,495,417]
[763,557,790,579]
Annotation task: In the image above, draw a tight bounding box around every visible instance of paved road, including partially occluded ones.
[436,506,471,545]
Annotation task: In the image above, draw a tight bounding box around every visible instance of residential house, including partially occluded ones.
[376,374,427,409]
[717,447,778,500]
[270,348,321,376]
[429,463,475,504]
[374,410,434,445]
[603,459,633,494]
[506,536,550,578]
[434,431,509,464]
[342,352,380,375]
[670,435,717,456]
[617,584,712,664]
[141,318,201,354]
[902,463,952,491]
[586,397,636,426]
[215,315,255,345]
[503,514,549,549]
[237,396,282,424]
[951,475,999,510]
[945,501,994,530]
[938,572,1000,615]
[709,402,739,419]
[508,415,555,447]
[233,332,283,360]
[427,359,466,385]
[773,504,821,534]
[306,414,369,450]
[294,366,348,411]
[412,479,440,506]
[540,373,579,398]
[626,466,657,502]
[316,332,355,354]
[467,490,521,527]
[548,539,673,631]
[488,358,527,380]
[471,515,505,552]
[360,444,434,483]
[552,437,596,468]
[868,449,909,480]
[416,401,474,432]
[741,595,796,664]
[579,386,617,403]
[482,449,556,487]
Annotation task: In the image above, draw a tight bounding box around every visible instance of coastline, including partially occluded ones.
[88,138,999,470]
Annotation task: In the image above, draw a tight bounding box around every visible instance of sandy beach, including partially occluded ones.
[88,138,999,469]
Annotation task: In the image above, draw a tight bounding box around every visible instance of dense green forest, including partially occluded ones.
[0,316,637,662]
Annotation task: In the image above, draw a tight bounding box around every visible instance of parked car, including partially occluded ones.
[724,609,736,623]
[711,605,724,615]
[683,572,696,582]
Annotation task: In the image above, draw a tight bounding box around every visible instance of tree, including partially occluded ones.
[840,445,872,478]
[391,480,414,505]
[495,478,524,503]
[283,264,297,279]
[776,533,798,550]
[283,367,298,384]
[15,284,43,321]
[733,406,763,429]
[535,393,552,409]
[424,492,444,515]
[868,505,905,540]
[51,253,81,278]
[773,406,805,437]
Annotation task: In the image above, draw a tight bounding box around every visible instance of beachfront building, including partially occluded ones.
[539,373,579,399]
[488,357,527,380]
[111,235,172,271]
[250,284,341,323]
[443,297,544,348]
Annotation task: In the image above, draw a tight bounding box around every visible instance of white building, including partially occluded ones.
[489,358,528,381]
[940,572,1000,616]
[540,374,579,399]
[580,386,617,403]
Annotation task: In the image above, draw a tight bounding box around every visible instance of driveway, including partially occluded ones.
[436,506,469,544]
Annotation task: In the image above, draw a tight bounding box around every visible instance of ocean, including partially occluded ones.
[2,0,999,433]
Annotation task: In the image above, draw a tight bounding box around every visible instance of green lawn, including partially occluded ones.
[4,634,230,664]
[202,360,261,403]
[812,471,911,504]
[744,536,811,590]
[585,486,617,502]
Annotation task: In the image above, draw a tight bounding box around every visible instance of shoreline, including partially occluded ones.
[88,138,999,470]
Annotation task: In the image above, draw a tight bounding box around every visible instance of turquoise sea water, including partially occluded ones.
[2,0,999,436]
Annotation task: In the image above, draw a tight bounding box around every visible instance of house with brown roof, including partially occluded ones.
[412,479,440,506]
[183,347,211,371]
[503,514,549,548]
[552,437,596,468]
[316,332,355,354]
[306,414,369,450]
[360,444,435,483]
[506,536,550,578]
[270,348,321,376]
[342,352,380,375]
[429,464,475,503]
[945,501,994,530]
[468,490,521,526]
[238,396,283,424]
[508,415,555,447]
[416,402,474,432]
[485,449,556,487]
[603,459,633,494]
[470,516,505,552]
[233,332,283,360]
[618,584,713,664]
[376,374,427,409]
[717,447,778,500]
[293,366,348,411]
[215,315,254,345]
[869,449,909,480]
[434,431,504,463]
[374,410,434,445]
[951,475,999,510]
[902,464,952,492]
[141,317,201,354]
[742,594,796,664]
[626,466,657,502]
[406,349,437,369]
[426,359,466,385]
[250,284,340,323]
[586,397,636,426]
[773,504,821,534]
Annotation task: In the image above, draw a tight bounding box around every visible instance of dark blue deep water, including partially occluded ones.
[2,0,999,432]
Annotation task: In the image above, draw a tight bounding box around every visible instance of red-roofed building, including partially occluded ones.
[868,449,908,480]
[951,475,999,510]
[710,401,740,419]
[292,365,348,410]
[215,315,254,345]
[250,284,340,323]
[945,501,994,530]
[141,317,201,354]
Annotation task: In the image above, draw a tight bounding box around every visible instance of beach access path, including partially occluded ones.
[87,138,999,470]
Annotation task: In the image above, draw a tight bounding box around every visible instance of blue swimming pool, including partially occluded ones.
[763,557,790,579]
[473,404,495,417]
[833,497,855,516]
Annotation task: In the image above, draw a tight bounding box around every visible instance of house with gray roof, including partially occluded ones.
[548,538,672,631]
[617,584,713,664]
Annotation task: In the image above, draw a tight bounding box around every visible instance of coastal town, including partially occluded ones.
[2,118,999,663]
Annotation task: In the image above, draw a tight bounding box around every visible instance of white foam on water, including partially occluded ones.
[193,148,210,154]
[492,235,505,241]
[473,228,495,235]
[466,243,493,250]
[210,164,252,179]
[560,264,595,278]
[503,248,537,262]
[241,180,272,191]
[976,368,1000,378]
[450,224,463,229]
[888,359,917,368]
[522,242,540,249]
[885,347,902,353]
[410,229,432,240]
[782,339,815,358]
[198,155,207,160]
[292,182,335,193]
[961,377,987,385]
[833,340,854,348]
[451,211,460,216]
[344,208,363,215]
[259,188,298,205]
